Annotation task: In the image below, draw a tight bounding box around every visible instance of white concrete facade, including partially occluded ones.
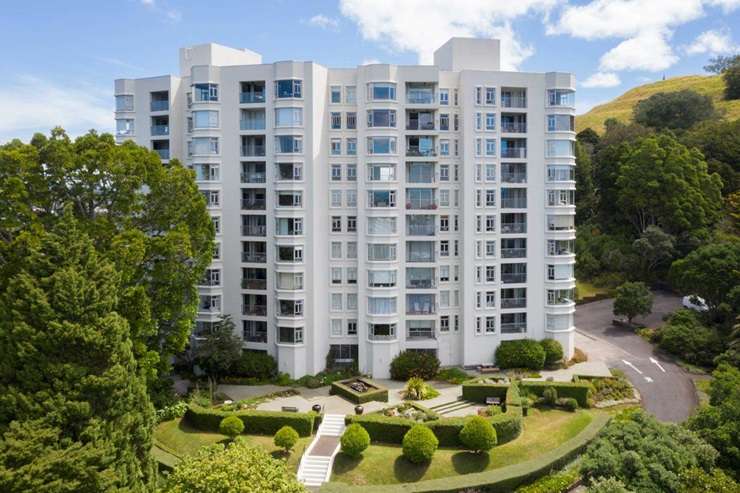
[114,38,577,379]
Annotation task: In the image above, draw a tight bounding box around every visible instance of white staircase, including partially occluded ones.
[297,414,346,488]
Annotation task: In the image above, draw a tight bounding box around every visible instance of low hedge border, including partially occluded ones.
[461,381,509,404]
[330,378,389,404]
[347,384,523,447]
[519,381,593,408]
[184,404,316,437]
[320,413,610,493]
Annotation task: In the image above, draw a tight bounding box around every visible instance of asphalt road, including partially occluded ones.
[575,292,697,422]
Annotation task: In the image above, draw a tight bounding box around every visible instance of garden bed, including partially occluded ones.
[330,377,389,404]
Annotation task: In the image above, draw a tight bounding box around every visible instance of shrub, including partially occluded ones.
[459,416,497,453]
[461,381,509,403]
[273,426,299,452]
[495,340,546,370]
[567,348,588,367]
[515,465,579,493]
[340,423,370,457]
[590,371,633,402]
[542,387,558,406]
[586,476,631,493]
[219,415,244,439]
[557,398,578,412]
[404,377,440,400]
[658,310,723,367]
[437,367,472,384]
[520,382,592,408]
[156,401,188,423]
[185,404,316,436]
[402,425,438,464]
[230,351,278,381]
[390,351,440,380]
[540,339,564,367]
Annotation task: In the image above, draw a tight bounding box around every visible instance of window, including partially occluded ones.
[367,137,396,154]
[331,112,342,129]
[116,119,134,136]
[275,217,303,235]
[346,190,357,207]
[440,165,449,181]
[367,190,396,207]
[347,216,357,232]
[485,316,496,333]
[277,162,302,181]
[331,190,342,207]
[440,140,450,156]
[277,191,302,207]
[194,83,218,102]
[115,94,134,111]
[193,110,219,128]
[346,138,357,155]
[547,89,575,107]
[331,293,343,311]
[346,112,357,129]
[212,215,221,234]
[346,164,357,181]
[331,164,342,181]
[278,326,303,344]
[440,315,450,332]
[439,89,449,105]
[485,139,496,156]
[475,87,482,105]
[331,319,342,336]
[548,288,575,305]
[368,269,396,287]
[367,109,396,128]
[367,82,396,101]
[486,163,496,182]
[485,113,496,130]
[440,216,449,232]
[367,243,396,261]
[331,267,342,284]
[367,297,396,315]
[547,239,575,256]
[440,241,449,257]
[347,266,358,283]
[275,107,302,127]
[275,135,302,153]
[439,265,449,282]
[190,137,219,155]
[331,216,342,232]
[275,79,302,98]
[547,189,575,206]
[277,272,303,290]
[486,189,496,207]
[547,165,575,182]
[347,294,357,310]
[486,240,496,257]
[546,140,575,158]
[439,189,450,207]
[346,86,356,104]
[486,265,496,282]
[547,114,575,132]
[330,85,341,103]
[485,87,496,105]
[367,163,396,181]
[347,320,358,335]
[440,113,449,131]
[330,139,341,155]
[367,217,396,234]
[486,215,496,232]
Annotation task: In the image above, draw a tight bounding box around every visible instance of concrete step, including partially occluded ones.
[431,399,476,415]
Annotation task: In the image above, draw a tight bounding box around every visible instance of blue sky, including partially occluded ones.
[1,0,738,142]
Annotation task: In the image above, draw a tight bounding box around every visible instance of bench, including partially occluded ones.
[478,365,500,374]
[485,397,501,406]
[281,406,299,413]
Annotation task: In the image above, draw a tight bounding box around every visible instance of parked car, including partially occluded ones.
[682,295,708,312]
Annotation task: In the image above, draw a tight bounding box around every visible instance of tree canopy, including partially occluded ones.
[669,241,740,312]
[633,90,716,130]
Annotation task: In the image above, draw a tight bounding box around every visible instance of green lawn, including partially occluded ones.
[331,408,595,486]
[153,418,311,472]
[576,280,610,301]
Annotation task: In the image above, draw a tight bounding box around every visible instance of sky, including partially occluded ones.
[1,0,738,142]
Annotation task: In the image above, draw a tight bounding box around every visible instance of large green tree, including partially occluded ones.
[0,129,214,402]
[0,214,155,492]
[682,119,740,195]
[633,90,716,130]
[613,282,653,324]
[193,315,242,387]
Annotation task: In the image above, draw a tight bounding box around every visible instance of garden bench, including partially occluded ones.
[485,397,501,406]
[281,406,299,413]
[478,365,500,374]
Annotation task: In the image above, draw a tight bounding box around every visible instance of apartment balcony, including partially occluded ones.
[500,147,527,159]
[240,119,266,131]
[406,147,437,157]
[241,145,266,157]
[501,273,527,284]
[240,92,266,104]
[501,121,527,133]
[501,198,527,209]
[241,172,266,184]
[154,148,170,160]
[501,323,527,334]
[406,223,436,236]
[242,304,267,316]
[241,198,266,210]
[406,111,435,130]
[241,279,267,290]
[150,99,169,112]
[241,225,267,237]
[244,331,268,343]
[407,294,436,315]
[501,248,527,259]
[501,222,527,234]
[501,172,527,184]
[151,124,169,136]
[406,84,435,104]
[501,297,527,309]
[407,327,435,340]
[241,252,266,263]
[501,90,527,108]
[407,278,436,289]
[406,164,436,184]
[406,190,437,210]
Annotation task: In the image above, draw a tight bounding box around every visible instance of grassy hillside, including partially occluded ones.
[576,75,740,133]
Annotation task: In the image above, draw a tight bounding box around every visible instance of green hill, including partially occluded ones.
[576,75,740,133]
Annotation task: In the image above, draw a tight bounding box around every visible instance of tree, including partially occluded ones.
[670,242,740,312]
[340,424,370,458]
[687,364,740,476]
[704,54,739,74]
[0,129,214,405]
[632,226,676,281]
[575,141,597,225]
[580,409,718,492]
[613,282,653,324]
[0,214,155,491]
[219,416,245,440]
[459,416,497,453]
[273,426,299,454]
[658,311,724,367]
[193,315,242,388]
[587,477,633,493]
[615,134,722,236]
[163,439,305,493]
[682,120,740,195]
[678,467,739,493]
[402,425,438,464]
[719,55,740,99]
[633,90,715,130]
[577,127,601,147]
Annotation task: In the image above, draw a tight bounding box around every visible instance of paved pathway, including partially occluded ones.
[575,292,697,422]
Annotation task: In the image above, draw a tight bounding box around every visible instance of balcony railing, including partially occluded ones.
[407,328,435,339]
[242,252,266,263]
[406,147,437,157]
[501,96,527,108]
[406,303,436,315]
[501,222,527,234]
[241,198,266,210]
[501,172,527,184]
[406,121,435,131]
[155,149,170,160]
[240,119,266,131]
[501,122,527,133]
[368,333,397,341]
[501,298,527,309]
[501,248,527,258]
[501,323,527,334]
[151,125,169,136]
[150,100,169,112]
[241,225,267,237]
[241,172,266,184]
[406,279,436,289]
[242,304,267,316]
[406,200,437,210]
[241,279,267,290]
[502,273,527,284]
[244,332,268,343]
[501,148,527,158]
[406,91,434,104]
[240,92,266,104]
[241,145,266,157]
[407,225,435,236]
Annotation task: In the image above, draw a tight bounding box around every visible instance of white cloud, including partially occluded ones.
[599,30,679,71]
[339,0,557,70]
[705,0,740,12]
[0,75,112,143]
[361,58,381,65]
[138,0,180,23]
[685,29,738,55]
[307,14,340,30]
[581,71,621,88]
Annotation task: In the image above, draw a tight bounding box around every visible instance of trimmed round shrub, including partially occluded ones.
[543,387,558,406]
[231,351,278,380]
[390,351,440,381]
[540,339,564,367]
[402,425,438,463]
[459,416,497,453]
[495,340,546,370]
[340,424,370,457]
[556,397,578,412]
[273,425,299,452]
[219,415,244,439]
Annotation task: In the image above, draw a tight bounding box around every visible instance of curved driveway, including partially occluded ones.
[575,292,697,422]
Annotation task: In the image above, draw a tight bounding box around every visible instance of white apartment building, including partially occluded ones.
[114,38,577,379]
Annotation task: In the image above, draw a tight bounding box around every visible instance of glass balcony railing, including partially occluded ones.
[155,149,170,160]
[406,147,437,157]
[501,122,527,133]
[501,199,527,209]
[241,225,267,237]
[502,273,527,284]
[406,90,434,104]
[241,198,266,210]
[241,279,267,290]
[501,323,527,334]
[500,222,527,234]
[151,125,169,136]
[242,304,267,316]
[244,331,267,343]
[406,279,435,289]
[241,172,266,184]
[368,332,397,341]
[241,252,266,263]
[150,100,169,112]
[501,172,527,183]
[240,92,266,104]
[407,328,435,339]
[501,298,527,309]
[501,95,527,108]
[406,199,437,210]
[501,148,527,158]
[240,119,266,131]
[241,145,266,157]
[501,248,527,258]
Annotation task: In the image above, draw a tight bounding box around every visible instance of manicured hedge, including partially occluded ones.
[461,381,509,404]
[330,378,389,404]
[520,381,592,408]
[320,414,610,493]
[184,404,316,437]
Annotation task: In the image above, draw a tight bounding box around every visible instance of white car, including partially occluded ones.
[682,295,708,312]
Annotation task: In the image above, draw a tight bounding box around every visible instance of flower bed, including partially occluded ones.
[330,377,389,404]
[380,402,439,422]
